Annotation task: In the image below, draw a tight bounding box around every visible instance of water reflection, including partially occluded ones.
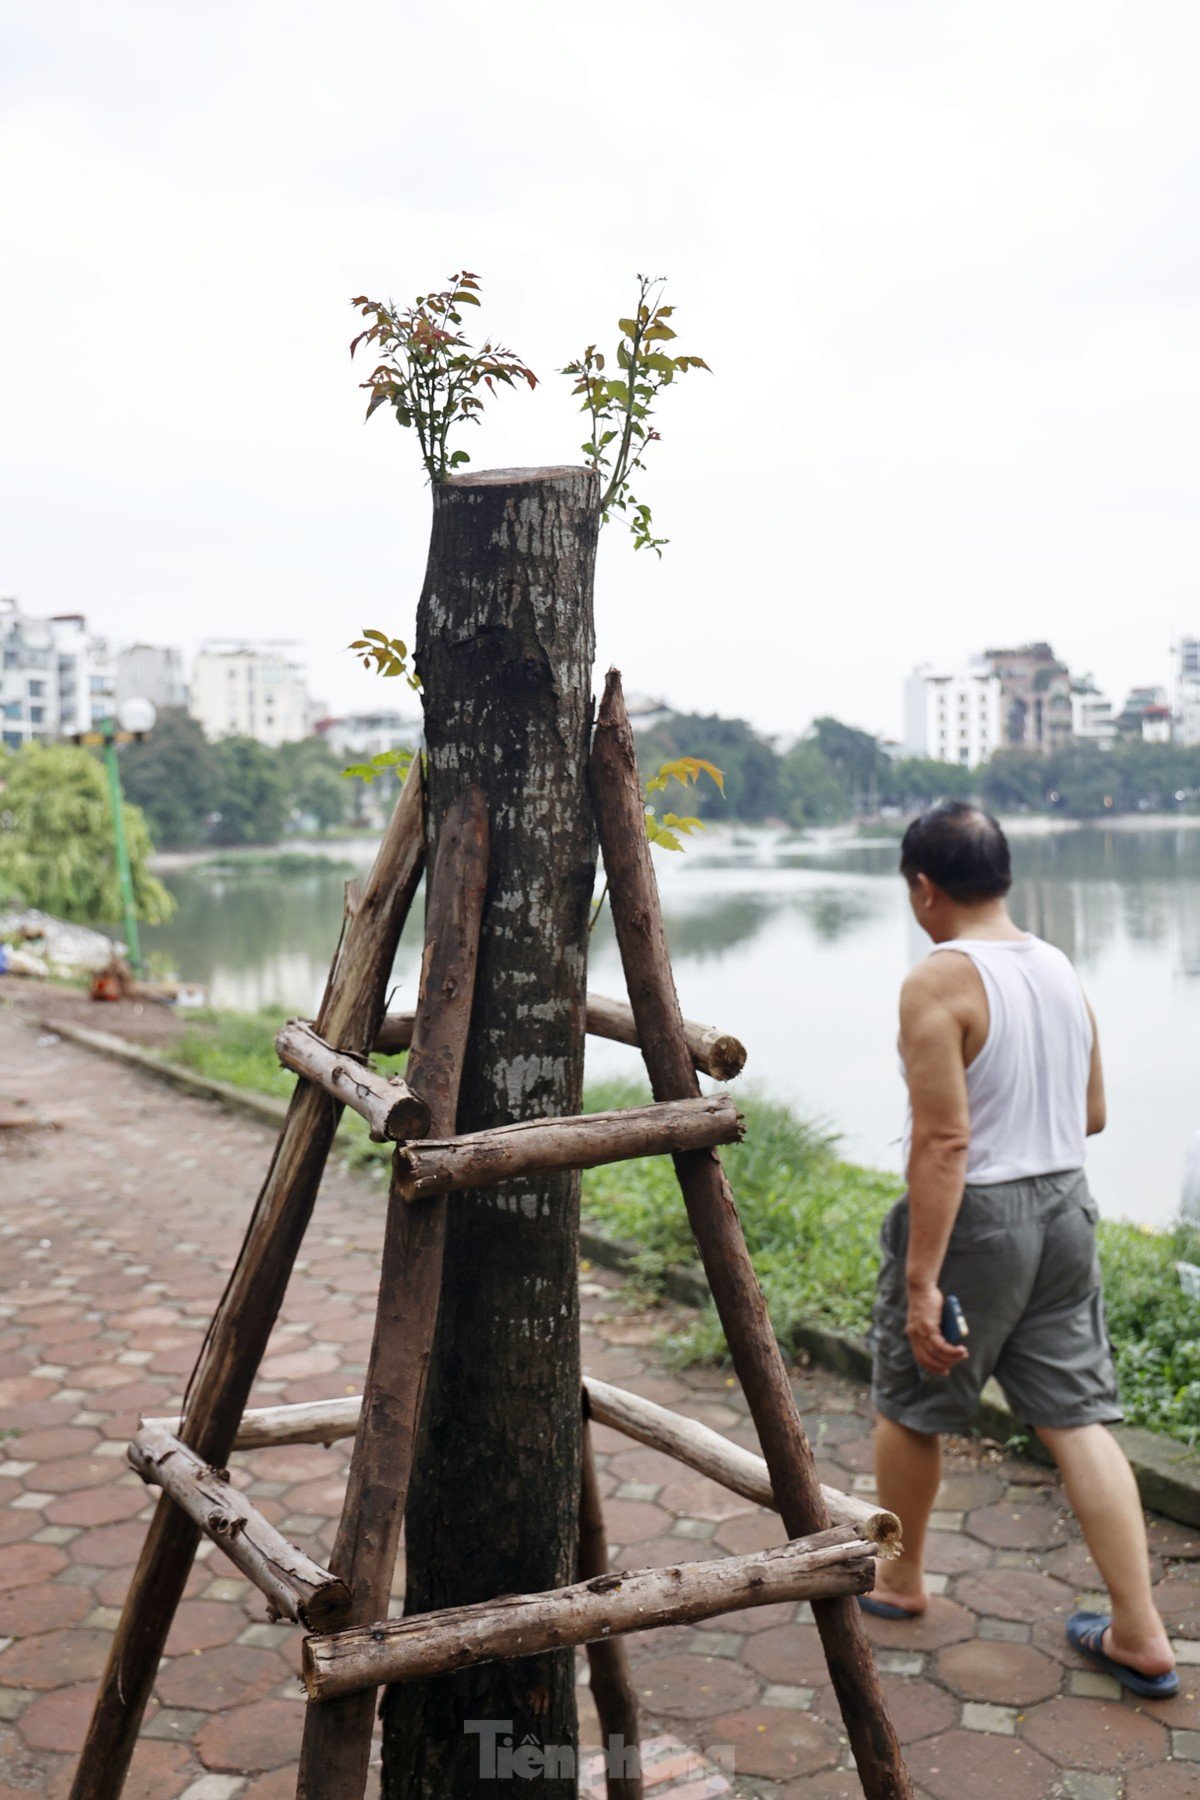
[142,826,1200,1224]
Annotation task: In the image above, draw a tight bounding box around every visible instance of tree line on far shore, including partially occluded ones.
[108,705,1200,848]
[639,712,1200,825]
[117,708,360,847]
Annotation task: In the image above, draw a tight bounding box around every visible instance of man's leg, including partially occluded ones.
[872,1414,942,1613]
[1036,1423,1174,1676]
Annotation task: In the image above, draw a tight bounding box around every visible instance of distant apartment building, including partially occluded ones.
[903,662,1001,765]
[1175,639,1200,746]
[189,642,310,748]
[315,710,421,762]
[116,643,187,713]
[1115,685,1172,744]
[0,599,116,749]
[982,643,1074,755]
[1070,679,1118,750]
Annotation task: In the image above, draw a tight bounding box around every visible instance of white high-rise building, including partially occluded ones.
[1175,638,1200,747]
[189,642,310,747]
[0,600,117,749]
[903,662,1002,766]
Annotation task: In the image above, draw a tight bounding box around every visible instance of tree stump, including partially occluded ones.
[381,466,600,1798]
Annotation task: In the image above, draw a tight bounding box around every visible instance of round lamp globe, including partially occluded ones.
[118,697,158,737]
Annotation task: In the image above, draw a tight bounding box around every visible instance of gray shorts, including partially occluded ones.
[871,1168,1123,1435]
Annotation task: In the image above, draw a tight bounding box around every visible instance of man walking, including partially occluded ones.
[868,799,1177,1697]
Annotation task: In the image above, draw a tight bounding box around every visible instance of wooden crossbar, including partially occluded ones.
[303,1527,876,1701]
[127,1424,349,1631]
[392,1094,743,1202]
[376,991,747,1082]
[152,1377,900,1555]
[274,1019,430,1142]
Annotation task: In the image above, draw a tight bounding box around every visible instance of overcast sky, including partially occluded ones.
[4,1,1198,741]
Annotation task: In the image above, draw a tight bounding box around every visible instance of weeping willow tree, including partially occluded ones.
[0,743,174,925]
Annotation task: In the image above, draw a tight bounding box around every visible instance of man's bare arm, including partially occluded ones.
[1085,999,1106,1136]
[901,961,971,1375]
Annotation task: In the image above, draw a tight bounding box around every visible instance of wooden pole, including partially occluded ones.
[296,787,489,1800]
[579,1418,642,1800]
[70,758,426,1800]
[127,1425,349,1630]
[376,992,747,1081]
[274,1019,430,1141]
[589,671,913,1800]
[163,1381,901,1552]
[584,1377,901,1556]
[392,1095,742,1202]
[305,1528,875,1701]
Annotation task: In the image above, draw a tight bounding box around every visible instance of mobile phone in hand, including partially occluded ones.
[941,1293,969,1346]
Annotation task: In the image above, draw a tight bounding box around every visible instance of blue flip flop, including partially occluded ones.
[858,1595,924,1622]
[1066,1610,1180,1698]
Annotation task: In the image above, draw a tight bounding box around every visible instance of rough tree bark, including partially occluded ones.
[381,466,600,1798]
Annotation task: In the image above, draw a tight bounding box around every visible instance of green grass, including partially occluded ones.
[158,1010,1200,1449]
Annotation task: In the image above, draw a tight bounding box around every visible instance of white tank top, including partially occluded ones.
[904,935,1094,1185]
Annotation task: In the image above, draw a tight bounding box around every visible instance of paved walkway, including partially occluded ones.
[2,999,1200,1797]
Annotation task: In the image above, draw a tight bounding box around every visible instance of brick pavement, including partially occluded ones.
[2,1003,1200,1796]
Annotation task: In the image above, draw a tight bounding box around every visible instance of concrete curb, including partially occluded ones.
[37,1017,292,1130]
[579,1226,1200,1531]
[39,1017,1200,1531]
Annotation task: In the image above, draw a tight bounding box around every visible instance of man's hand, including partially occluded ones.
[906,1280,969,1377]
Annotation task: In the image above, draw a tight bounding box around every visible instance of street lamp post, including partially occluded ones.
[100,718,142,972]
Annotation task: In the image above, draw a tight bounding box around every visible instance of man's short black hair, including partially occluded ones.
[899,800,1012,902]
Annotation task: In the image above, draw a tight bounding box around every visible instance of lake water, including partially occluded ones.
[143,826,1200,1228]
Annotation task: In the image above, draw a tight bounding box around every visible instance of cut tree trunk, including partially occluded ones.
[127,1425,348,1630]
[381,466,600,1799]
[392,1095,741,1201]
[308,1528,874,1699]
[70,759,426,1800]
[579,1419,642,1800]
[296,787,489,1800]
[274,1020,430,1141]
[376,992,746,1080]
[590,672,912,1800]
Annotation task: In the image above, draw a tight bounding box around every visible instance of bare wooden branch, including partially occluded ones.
[127,1424,348,1631]
[590,671,912,1800]
[580,1418,642,1800]
[393,1095,742,1202]
[304,1527,875,1701]
[72,758,426,1800]
[583,1377,900,1556]
[275,1019,430,1142]
[296,787,489,1800]
[376,992,746,1081]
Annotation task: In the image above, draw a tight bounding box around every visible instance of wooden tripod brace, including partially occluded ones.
[69,679,912,1800]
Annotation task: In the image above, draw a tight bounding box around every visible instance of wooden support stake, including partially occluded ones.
[71,758,426,1800]
[393,1094,742,1202]
[274,1019,430,1142]
[579,1417,642,1800]
[584,1377,901,1557]
[127,1425,349,1630]
[376,991,747,1081]
[295,787,489,1800]
[303,1527,875,1701]
[590,671,912,1800]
